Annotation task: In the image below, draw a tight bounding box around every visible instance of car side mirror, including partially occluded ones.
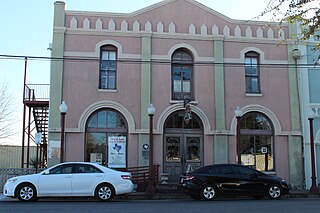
[44,170,50,175]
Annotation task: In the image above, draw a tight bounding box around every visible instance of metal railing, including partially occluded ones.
[120,164,160,192]
[24,84,50,101]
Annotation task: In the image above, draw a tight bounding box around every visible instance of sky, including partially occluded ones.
[0,0,271,145]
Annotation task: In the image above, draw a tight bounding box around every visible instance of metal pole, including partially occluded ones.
[146,113,155,196]
[35,144,39,173]
[21,57,28,168]
[309,117,319,193]
[236,116,241,164]
[60,112,66,163]
[26,105,31,168]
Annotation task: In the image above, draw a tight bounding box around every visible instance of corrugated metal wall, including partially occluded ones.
[0,146,38,168]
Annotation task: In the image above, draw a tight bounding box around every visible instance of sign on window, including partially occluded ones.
[108,136,126,168]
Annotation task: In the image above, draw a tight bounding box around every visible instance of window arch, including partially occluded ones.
[245,51,260,94]
[99,45,117,89]
[85,108,127,168]
[171,49,194,100]
[239,112,274,171]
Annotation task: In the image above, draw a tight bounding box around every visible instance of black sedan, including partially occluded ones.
[179,164,289,200]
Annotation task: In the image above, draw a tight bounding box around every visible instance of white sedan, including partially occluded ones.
[3,162,134,201]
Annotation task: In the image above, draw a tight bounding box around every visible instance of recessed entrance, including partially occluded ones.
[163,110,203,182]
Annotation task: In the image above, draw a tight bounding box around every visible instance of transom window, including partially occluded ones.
[100,45,117,89]
[171,49,193,100]
[165,110,201,130]
[245,51,260,94]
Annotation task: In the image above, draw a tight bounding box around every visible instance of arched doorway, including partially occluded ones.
[85,108,128,168]
[240,112,274,171]
[163,110,203,182]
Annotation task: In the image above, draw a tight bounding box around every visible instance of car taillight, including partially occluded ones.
[186,174,194,181]
[121,175,131,180]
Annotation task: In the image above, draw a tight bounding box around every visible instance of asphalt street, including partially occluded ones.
[1,199,320,213]
[2,194,320,213]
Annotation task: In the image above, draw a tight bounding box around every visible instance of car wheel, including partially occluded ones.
[200,184,218,201]
[95,184,115,201]
[267,184,282,200]
[16,184,37,202]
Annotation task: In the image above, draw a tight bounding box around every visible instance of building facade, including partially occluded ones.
[292,23,320,189]
[48,0,303,188]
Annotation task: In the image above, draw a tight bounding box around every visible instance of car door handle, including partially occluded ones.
[65,175,72,178]
[95,175,103,178]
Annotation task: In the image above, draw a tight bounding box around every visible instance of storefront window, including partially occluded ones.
[86,133,106,165]
[240,112,274,171]
[85,109,127,167]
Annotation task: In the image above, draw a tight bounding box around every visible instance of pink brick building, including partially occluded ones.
[48,0,303,188]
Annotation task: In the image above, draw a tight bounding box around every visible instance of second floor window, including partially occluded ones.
[100,45,117,89]
[171,49,193,100]
[245,51,260,94]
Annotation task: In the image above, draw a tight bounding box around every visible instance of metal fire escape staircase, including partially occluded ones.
[22,84,50,168]
[33,106,49,143]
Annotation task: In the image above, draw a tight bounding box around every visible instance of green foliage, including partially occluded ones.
[259,0,320,48]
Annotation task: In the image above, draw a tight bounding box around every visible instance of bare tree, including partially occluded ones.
[0,82,17,139]
[259,0,320,48]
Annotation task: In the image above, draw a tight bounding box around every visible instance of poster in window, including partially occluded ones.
[108,136,126,168]
[183,81,190,92]
[90,153,103,164]
[173,80,181,92]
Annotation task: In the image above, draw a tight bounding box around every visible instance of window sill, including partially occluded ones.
[245,93,262,97]
[98,89,117,93]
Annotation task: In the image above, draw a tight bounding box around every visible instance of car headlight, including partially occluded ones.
[7,178,18,184]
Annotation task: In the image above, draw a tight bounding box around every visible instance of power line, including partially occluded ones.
[0,54,319,69]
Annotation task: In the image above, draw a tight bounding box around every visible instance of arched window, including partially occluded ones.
[99,45,117,89]
[171,49,193,100]
[240,112,274,171]
[245,51,260,94]
[85,109,127,168]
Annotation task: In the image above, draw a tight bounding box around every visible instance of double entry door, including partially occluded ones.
[164,134,203,182]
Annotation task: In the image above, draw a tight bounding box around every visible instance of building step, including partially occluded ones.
[157,183,181,194]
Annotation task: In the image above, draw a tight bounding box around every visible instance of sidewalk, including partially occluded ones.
[1,190,319,201]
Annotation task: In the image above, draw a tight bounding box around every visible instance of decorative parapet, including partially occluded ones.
[65,16,285,40]
[96,19,102,30]
[108,19,115,31]
[83,18,90,29]
[70,17,77,29]
[157,22,164,33]
[189,24,195,35]
[133,20,140,32]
